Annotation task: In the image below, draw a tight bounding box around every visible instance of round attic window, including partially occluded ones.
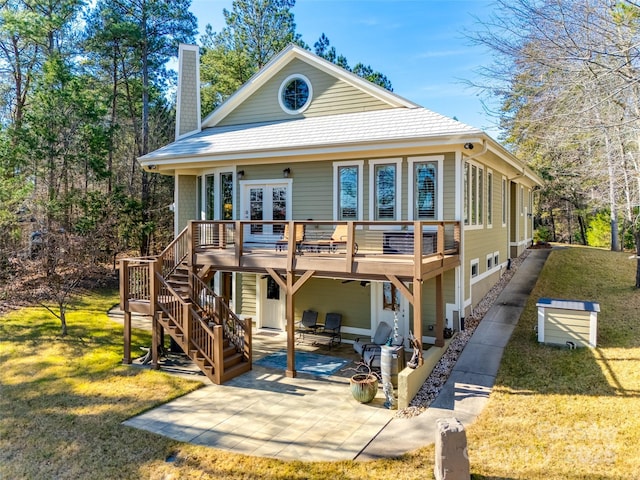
[278,74,312,114]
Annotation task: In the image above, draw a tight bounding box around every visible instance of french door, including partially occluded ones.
[241,180,292,243]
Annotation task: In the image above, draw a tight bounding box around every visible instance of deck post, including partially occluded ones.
[151,258,161,316]
[286,271,296,378]
[435,274,445,347]
[120,259,132,364]
[413,221,424,363]
[123,311,132,364]
[151,313,160,369]
[244,316,252,368]
[213,324,224,384]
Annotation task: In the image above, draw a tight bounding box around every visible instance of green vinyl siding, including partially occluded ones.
[237,161,333,220]
[419,271,456,332]
[294,278,371,329]
[218,59,393,126]
[237,273,256,317]
[176,175,197,232]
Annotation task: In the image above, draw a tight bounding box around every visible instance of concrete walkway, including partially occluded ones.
[357,248,551,459]
[119,249,550,461]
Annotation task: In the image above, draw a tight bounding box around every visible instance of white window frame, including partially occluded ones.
[520,186,524,216]
[408,155,443,221]
[494,251,500,268]
[278,74,313,115]
[502,176,507,227]
[487,169,493,228]
[470,258,479,278]
[486,252,493,271]
[199,168,236,220]
[333,160,364,221]
[368,158,402,222]
[464,159,484,230]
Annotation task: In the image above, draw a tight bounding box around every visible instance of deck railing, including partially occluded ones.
[191,273,251,362]
[191,220,459,254]
[159,225,190,279]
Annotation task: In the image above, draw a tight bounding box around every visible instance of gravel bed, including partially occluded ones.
[396,249,531,418]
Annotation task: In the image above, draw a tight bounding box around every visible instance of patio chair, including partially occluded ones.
[353,321,392,358]
[275,223,305,252]
[315,312,342,347]
[295,310,319,337]
[363,335,405,369]
[302,224,358,253]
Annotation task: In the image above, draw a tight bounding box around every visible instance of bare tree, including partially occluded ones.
[469,0,640,286]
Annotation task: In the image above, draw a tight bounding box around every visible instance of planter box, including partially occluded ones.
[536,298,599,348]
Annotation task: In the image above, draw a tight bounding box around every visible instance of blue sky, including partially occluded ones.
[190,0,498,135]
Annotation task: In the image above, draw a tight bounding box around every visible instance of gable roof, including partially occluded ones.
[201,44,419,129]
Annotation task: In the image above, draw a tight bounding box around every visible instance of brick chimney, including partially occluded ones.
[175,44,201,141]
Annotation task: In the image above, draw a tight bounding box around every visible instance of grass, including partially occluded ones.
[467,246,640,479]
[1,247,639,479]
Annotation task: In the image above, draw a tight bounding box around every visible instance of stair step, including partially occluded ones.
[221,361,251,383]
[223,351,243,368]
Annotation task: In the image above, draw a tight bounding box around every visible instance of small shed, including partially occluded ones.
[536,298,599,348]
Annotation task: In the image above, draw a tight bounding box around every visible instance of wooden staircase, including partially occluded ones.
[120,226,252,385]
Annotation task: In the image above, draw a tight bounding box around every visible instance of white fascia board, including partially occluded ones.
[483,137,543,186]
[201,44,417,128]
[138,135,484,170]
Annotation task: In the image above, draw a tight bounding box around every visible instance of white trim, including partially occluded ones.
[368,158,402,222]
[408,155,444,221]
[502,175,508,227]
[537,306,545,343]
[589,312,597,347]
[175,44,201,141]
[487,168,493,228]
[486,252,494,271]
[333,160,364,221]
[277,74,313,115]
[174,175,180,237]
[239,179,293,241]
[200,168,235,220]
[470,258,479,279]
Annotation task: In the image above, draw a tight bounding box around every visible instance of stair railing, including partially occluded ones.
[191,273,251,364]
[158,225,190,279]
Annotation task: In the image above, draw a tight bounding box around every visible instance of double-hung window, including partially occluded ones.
[464,160,484,227]
[409,156,442,220]
[333,161,363,220]
[369,158,401,221]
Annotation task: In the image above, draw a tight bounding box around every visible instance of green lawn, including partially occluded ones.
[1,247,639,479]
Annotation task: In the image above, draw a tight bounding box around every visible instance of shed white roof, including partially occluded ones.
[140,107,483,163]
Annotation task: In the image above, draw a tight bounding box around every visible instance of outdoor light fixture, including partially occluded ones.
[237,170,244,179]
[464,142,474,150]
[148,164,157,170]
[283,167,291,178]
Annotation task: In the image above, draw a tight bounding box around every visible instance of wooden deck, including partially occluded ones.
[191,220,460,282]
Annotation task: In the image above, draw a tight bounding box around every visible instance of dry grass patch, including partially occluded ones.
[0,289,435,479]
[467,247,640,479]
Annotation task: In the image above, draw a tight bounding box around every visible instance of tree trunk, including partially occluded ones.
[60,304,68,337]
[636,230,640,289]
[577,215,587,246]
